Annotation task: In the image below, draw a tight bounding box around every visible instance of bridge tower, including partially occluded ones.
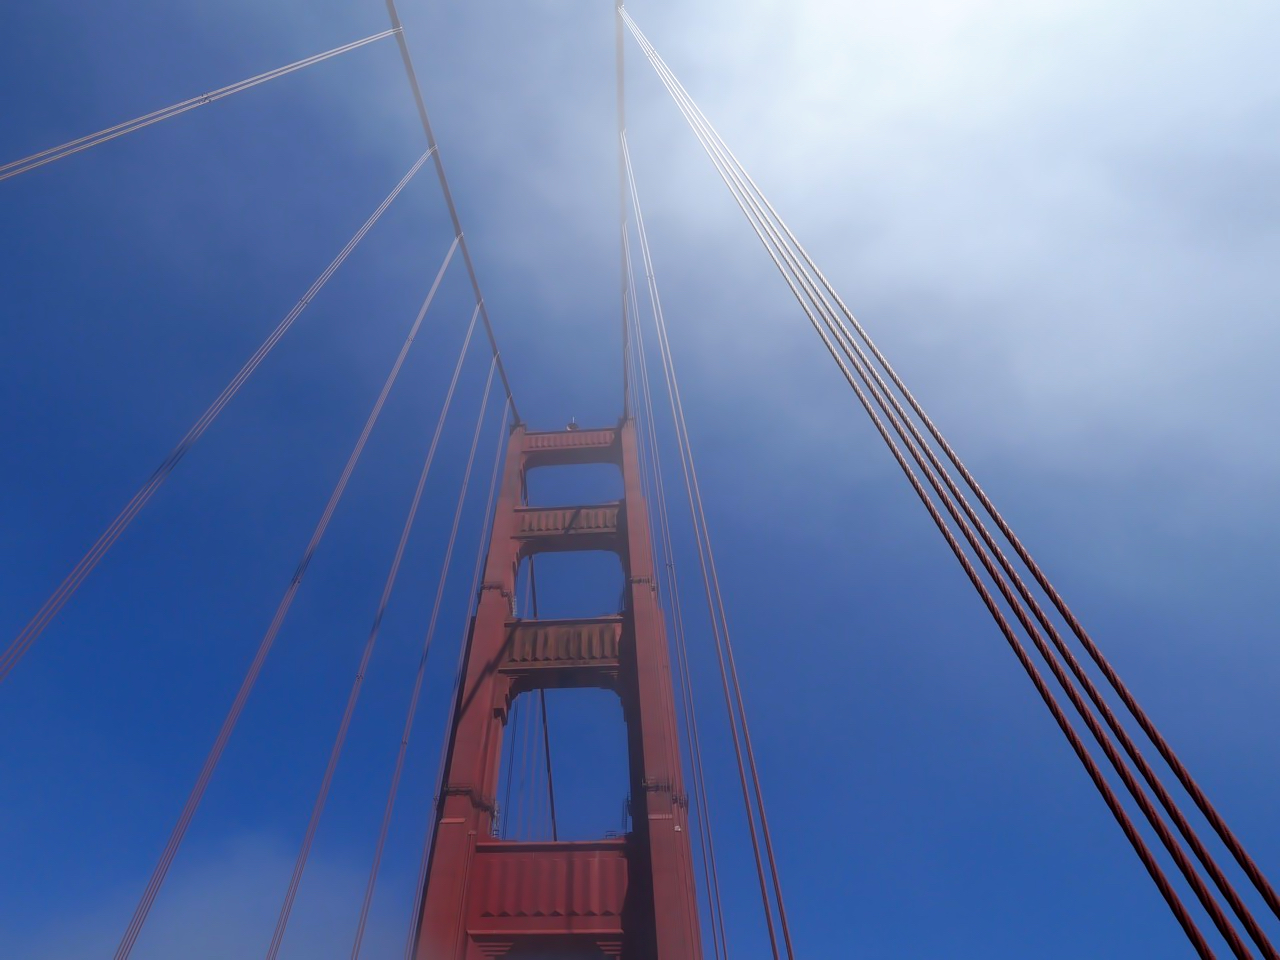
[412,419,702,959]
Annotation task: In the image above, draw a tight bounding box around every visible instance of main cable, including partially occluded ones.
[616,0,632,416]
[264,293,476,960]
[623,21,1219,952]
[630,32,1267,954]
[113,235,453,960]
[628,39,1280,925]
[641,102,1214,951]
[1,149,432,687]
[0,30,398,182]
[620,11,1279,955]
[381,0,520,421]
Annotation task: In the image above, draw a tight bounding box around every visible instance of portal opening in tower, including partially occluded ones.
[496,686,630,842]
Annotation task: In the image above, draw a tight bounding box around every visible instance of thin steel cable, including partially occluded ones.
[626,289,702,940]
[1,149,433,687]
[729,142,1268,954]
[626,299,699,939]
[382,0,519,420]
[537,689,557,840]
[622,167,700,911]
[622,131,792,959]
[113,232,448,960]
[626,8,1280,930]
[624,230,720,954]
[625,228,728,960]
[615,0,632,415]
[0,30,399,182]
[346,367,501,960]
[501,698,522,838]
[635,87,1240,950]
[499,545,535,839]
[359,409,507,958]
[526,561,560,842]
[624,46,1218,952]
[264,291,476,960]
[629,21,1272,955]
[628,345,715,955]
[623,151,776,955]
[518,676,538,839]
[692,153,1217,954]
[638,53,1263,955]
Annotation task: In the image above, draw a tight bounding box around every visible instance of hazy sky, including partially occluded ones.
[2,1,1278,957]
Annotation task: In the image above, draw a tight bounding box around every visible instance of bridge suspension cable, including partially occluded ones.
[263,305,482,959]
[349,392,510,960]
[0,29,399,182]
[381,0,520,422]
[399,397,511,960]
[113,240,458,960]
[622,132,794,959]
[624,227,728,960]
[624,15,1222,955]
[623,8,1280,957]
[0,150,434,689]
[522,551,560,841]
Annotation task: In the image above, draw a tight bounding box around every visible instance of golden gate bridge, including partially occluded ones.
[1,3,1277,958]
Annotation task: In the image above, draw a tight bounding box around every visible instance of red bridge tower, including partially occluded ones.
[412,419,702,959]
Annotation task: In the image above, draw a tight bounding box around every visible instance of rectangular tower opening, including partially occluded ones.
[496,687,631,842]
[514,551,625,620]
[524,462,622,507]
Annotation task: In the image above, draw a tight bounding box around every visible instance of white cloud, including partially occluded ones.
[9,835,409,960]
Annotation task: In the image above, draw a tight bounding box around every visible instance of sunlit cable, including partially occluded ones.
[624,227,729,960]
[265,285,475,960]
[113,230,451,960]
[0,30,398,182]
[620,12,1271,955]
[622,128,790,959]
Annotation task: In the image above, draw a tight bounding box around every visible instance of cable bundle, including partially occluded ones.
[623,9,1280,957]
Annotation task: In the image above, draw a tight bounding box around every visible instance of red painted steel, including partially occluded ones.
[413,421,702,959]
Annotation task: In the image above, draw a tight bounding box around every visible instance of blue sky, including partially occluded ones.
[2,1,1279,957]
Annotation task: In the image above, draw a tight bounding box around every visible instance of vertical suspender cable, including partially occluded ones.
[527,561,560,841]
[264,293,476,960]
[538,690,557,840]
[501,698,522,838]
[113,236,454,960]
[625,226,726,958]
[622,135,792,960]
[1,149,434,687]
[624,228,729,960]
